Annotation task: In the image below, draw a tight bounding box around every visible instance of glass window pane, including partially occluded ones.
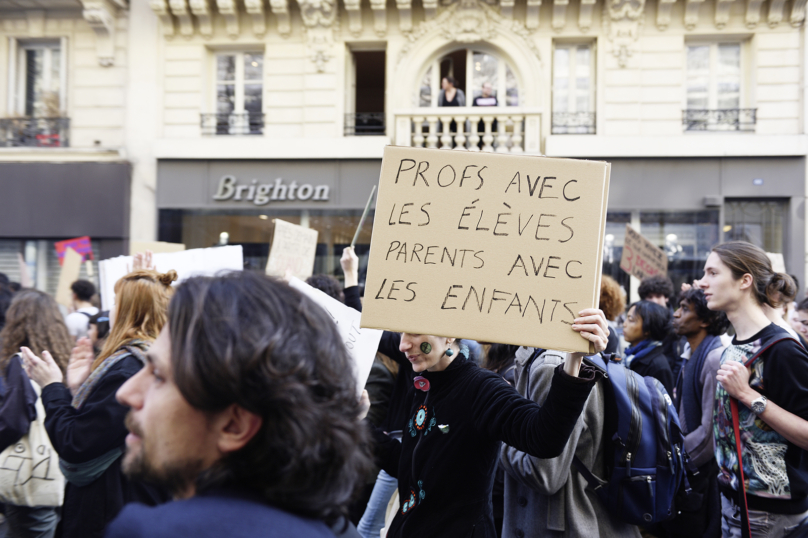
[244,53,263,81]
[244,84,262,113]
[724,200,786,253]
[686,46,710,110]
[471,52,498,101]
[418,66,432,107]
[25,49,44,117]
[217,55,235,82]
[717,44,741,109]
[505,65,519,106]
[217,84,235,114]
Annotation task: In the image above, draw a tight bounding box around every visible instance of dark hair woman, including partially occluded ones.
[371,309,608,538]
[700,241,808,535]
[0,290,73,537]
[622,300,675,394]
[22,269,177,538]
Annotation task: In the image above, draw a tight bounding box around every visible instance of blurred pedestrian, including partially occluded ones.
[622,301,675,394]
[639,275,674,308]
[0,290,73,538]
[599,275,626,355]
[106,271,374,538]
[22,269,176,538]
[87,311,111,356]
[65,280,99,340]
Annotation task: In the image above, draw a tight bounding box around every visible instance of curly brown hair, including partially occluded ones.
[0,289,73,375]
[600,275,626,321]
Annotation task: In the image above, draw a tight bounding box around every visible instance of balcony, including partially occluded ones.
[683,109,756,132]
[345,113,386,136]
[0,118,70,147]
[393,108,541,153]
[201,113,264,135]
[551,112,596,135]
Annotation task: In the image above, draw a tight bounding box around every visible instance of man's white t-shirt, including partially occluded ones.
[65,306,99,338]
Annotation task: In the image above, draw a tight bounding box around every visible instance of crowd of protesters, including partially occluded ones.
[0,239,806,538]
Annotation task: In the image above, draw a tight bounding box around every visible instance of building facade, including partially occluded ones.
[2,0,807,298]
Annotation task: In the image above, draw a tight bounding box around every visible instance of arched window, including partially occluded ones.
[416,49,519,107]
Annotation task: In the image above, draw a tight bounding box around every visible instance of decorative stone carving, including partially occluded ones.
[297,0,338,71]
[500,0,514,19]
[578,0,596,31]
[603,0,645,68]
[244,0,267,35]
[81,0,118,65]
[397,0,541,65]
[791,0,807,25]
[269,0,292,36]
[768,0,787,26]
[397,0,413,31]
[216,0,239,36]
[150,0,176,36]
[552,0,568,30]
[168,0,193,36]
[714,0,734,28]
[188,0,212,35]
[525,0,540,27]
[370,0,387,36]
[656,0,674,29]
[683,0,704,29]
[344,0,362,36]
[423,0,438,20]
[745,0,764,27]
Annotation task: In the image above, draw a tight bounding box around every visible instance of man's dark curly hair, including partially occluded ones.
[638,275,674,302]
[678,288,730,336]
[167,271,374,524]
[70,279,96,302]
[305,274,344,303]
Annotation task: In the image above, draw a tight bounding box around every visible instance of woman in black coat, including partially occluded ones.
[622,300,676,394]
[370,312,609,538]
[23,269,176,538]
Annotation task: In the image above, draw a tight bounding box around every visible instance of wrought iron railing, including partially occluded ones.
[344,113,386,136]
[0,117,70,147]
[200,113,265,135]
[683,109,757,132]
[551,112,596,134]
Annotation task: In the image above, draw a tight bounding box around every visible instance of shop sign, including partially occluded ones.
[212,175,330,205]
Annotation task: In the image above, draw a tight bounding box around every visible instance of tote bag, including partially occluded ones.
[0,381,65,507]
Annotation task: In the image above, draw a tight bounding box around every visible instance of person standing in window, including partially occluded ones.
[473,82,497,148]
[438,76,465,107]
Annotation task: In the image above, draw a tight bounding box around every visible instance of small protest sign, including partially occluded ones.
[360,146,611,354]
[130,241,186,255]
[619,225,668,280]
[55,248,83,308]
[265,219,319,280]
[766,252,786,274]
[289,278,382,396]
[98,245,244,311]
[55,237,93,265]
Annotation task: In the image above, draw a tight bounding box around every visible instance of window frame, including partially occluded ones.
[684,40,748,111]
[8,38,67,118]
[551,41,596,116]
[212,50,264,116]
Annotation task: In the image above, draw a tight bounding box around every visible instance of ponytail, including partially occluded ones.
[766,272,796,307]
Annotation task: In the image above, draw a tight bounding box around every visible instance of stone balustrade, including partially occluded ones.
[394,108,542,153]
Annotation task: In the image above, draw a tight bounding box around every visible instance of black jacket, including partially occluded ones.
[627,344,675,395]
[372,353,598,538]
[41,354,169,538]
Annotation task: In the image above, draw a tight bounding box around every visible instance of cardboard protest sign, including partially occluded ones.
[619,225,668,280]
[289,278,382,396]
[360,146,611,354]
[265,219,319,280]
[766,252,786,274]
[98,245,244,311]
[130,241,186,256]
[55,237,93,264]
[55,248,83,308]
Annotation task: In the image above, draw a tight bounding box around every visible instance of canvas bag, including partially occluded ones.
[0,380,65,507]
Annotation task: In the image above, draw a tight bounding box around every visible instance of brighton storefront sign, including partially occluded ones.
[212,175,330,205]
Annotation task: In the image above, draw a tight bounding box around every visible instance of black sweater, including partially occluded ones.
[41,354,169,538]
[372,351,598,538]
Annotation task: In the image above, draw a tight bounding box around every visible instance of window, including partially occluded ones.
[415,49,520,107]
[2,40,69,147]
[552,43,595,134]
[203,52,264,135]
[684,43,753,131]
[345,50,385,136]
[724,199,787,254]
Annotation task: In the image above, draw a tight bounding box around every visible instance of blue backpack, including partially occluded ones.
[526,351,688,526]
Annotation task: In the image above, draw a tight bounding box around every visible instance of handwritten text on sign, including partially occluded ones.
[360,146,610,354]
[266,219,319,280]
[619,224,668,280]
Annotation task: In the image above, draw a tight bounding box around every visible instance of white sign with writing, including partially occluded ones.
[289,277,382,396]
[265,219,319,280]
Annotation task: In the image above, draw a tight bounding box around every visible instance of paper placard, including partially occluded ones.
[55,236,93,264]
[766,252,786,274]
[289,277,382,396]
[265,219,319,280]
[619,224,668,280]
[130,241,186,256]
[55,248,83,308]
[98,245,244,311]
[360,146,611,354]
